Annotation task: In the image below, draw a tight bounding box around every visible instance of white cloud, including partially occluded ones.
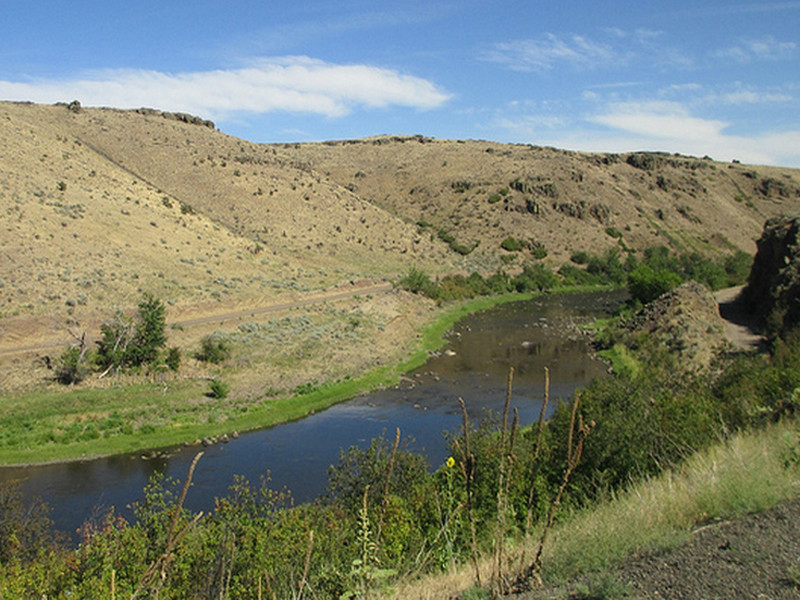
[490,96,800,166]
[714,36,797,62]
[484,34,617,71]
[484,29,696,72]
[575,101,800,166]
[656,81,794,108]
[715,89,792,105]
[0,56,451,119]
[590,101,729,141]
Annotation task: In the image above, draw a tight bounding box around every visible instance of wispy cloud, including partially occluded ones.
[589,101,728,142]
[0,56,451,119]
[714,36,797,62]
[659,82,793,106]
[483,33,617,71]
[231,5,451,55]
[483,29,695,73]
[490,95,800,166]
[581,100,800,165]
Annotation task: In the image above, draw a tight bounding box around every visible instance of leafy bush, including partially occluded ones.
[327,435,429,512]
[512,264,559,292]
[398,267,440,299]
[723,250,753,285]
[55,344,90,384]
[627,264,683,305]
[0,482,56,564]
[500,236,523,252]
[165,347,181,371]
[570,251,590,265]
[530,241,548,259]
[195,334,231,364]
[208,378,229,399]
[129,293,167,366]
[93,293,168,372]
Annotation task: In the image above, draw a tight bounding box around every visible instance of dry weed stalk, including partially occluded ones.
[131,451,204,600]
[408,500,465,579]
[517,366,550,575]
[492,367,519,596]
[376,426,400,547]
[296,529,315,600]
[455,397,480,586]
[514,392,594,591]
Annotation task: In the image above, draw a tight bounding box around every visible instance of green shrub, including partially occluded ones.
[95,293,167,370]
[530,242,548,259]
[55,345,89,384]
[399,267,439,299]
[570,251,590,265]
[327,435,429,512]
[195,334,231,364]
[500,236,523,252]
[723,250,753,286]
[165,347,181,371]
[627,264,682,304]
[437,229,456,244]
[587,248,629,285]
[512,264,559,292]
[208,378,229,399]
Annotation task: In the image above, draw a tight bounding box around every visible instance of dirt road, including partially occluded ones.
[715,285,766,352]
[0,280,393,359]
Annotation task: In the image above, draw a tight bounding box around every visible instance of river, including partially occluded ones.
[0,290,623,538]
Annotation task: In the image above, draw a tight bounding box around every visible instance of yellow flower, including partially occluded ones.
[446,456,455,468]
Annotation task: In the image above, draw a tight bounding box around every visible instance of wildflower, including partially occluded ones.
[446,456,455,468]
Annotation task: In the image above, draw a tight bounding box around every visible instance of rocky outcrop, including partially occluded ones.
[623,281,728,368]
[741,214,800,339]
[134,107,215,129]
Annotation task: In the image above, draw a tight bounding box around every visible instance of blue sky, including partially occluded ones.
[1,1,799,166]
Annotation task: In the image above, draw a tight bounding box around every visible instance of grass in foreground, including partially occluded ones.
[388,418,800,599]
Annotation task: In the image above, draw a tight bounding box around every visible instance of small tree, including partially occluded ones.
[96,293,168,371]
[165,347,181,371]
[96,313,135,370]
[130,293,167,366]
[55,344,89,384]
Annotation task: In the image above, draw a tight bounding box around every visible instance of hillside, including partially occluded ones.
[1,101,800,397]
[3,102,800,327]
[279,135,800,267]
[0,102,454,326]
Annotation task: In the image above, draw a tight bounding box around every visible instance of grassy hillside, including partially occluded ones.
[3,101,799,332]
[0,102,456,325]
[279,135,800,267]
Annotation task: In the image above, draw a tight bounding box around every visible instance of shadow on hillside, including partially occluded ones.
[716,287,768,353]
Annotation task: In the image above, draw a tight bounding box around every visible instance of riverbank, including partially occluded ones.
[0,286,612,467]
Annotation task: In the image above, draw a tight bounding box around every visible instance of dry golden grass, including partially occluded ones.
[282,136,800,267]
[386,419,800,599]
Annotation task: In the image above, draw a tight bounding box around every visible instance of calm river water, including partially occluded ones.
[0,290,623,538]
